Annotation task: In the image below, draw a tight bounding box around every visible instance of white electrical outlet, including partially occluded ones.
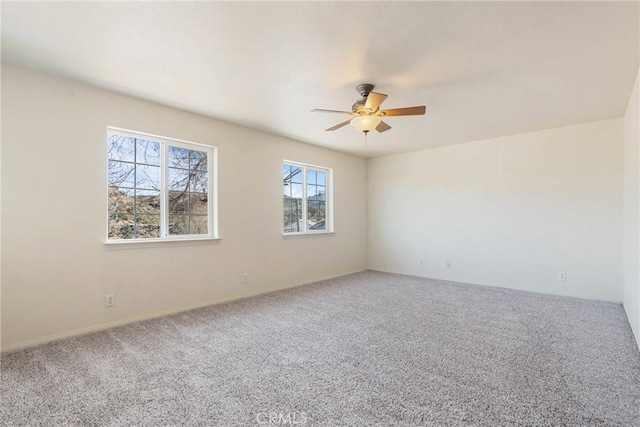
[559,272,567,281]
[419,259,424,265]
[446,261,452,269]
[242,273,248,283]
[105,294,115,307]
[335,257,341,265]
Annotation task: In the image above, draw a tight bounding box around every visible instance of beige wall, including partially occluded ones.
[623,67,640,348]
[369,119,624,302]
[2,63,635,351]
[1,65,368,350]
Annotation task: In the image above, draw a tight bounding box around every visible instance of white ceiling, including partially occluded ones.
[2,2,638,158]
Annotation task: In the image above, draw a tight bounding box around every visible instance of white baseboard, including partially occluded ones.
[1,269,366,353]
[622,301,640,352]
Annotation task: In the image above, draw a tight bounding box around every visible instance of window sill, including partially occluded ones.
[282,231,335,238]
[104,237,220,250]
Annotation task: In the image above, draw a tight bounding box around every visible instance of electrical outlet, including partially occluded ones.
[446,261,452,269]
[242,273,248,283]
[335,257,341,265]
[105,294,115,307]
[559,272,567,281]
[419,259,424,265]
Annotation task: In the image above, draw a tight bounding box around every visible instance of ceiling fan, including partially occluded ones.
[312,84,426,134]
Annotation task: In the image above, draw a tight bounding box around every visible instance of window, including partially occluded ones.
[107,128,216,241]
[283,161,332,234]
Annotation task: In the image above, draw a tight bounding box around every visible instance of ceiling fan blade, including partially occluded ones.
[365,92,388,111]
[379,106,426,116]
[325,119,352,131]
[375,121,392,133]
[311,109,355,115]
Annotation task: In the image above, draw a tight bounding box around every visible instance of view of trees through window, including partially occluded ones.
[107,131,210,240]
[283,162,327,233]
[167,146,208,235]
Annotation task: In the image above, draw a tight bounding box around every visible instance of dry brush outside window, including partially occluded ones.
[107,129,216,241]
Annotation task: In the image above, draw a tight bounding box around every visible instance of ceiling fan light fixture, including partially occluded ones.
[351,115,382,133]
[312,84,426,134]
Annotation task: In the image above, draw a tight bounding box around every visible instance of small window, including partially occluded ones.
[283,161,332,234]
[107,128,217,241]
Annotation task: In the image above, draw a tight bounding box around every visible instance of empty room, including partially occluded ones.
[1,2,639,426]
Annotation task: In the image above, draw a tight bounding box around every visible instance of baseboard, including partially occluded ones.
[622,301,640,352]
[1,269,366,353]
[367,268,622,303]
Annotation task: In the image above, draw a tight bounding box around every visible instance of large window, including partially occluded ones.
[107,128,216,241]
[283,161,332,234]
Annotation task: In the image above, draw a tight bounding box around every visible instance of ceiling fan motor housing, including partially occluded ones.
[352,84,376,114]
[352,99,366,113]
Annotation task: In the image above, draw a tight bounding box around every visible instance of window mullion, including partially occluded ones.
[208,148,214,237]
[302,166,308,233]
[133,138,138,239]
[161,142,168,238]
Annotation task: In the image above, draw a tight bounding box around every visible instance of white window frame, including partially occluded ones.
[282,160,334,235]
[106,127,218,243]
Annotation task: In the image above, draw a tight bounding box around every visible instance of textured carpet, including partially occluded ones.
[2,271,640,426]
